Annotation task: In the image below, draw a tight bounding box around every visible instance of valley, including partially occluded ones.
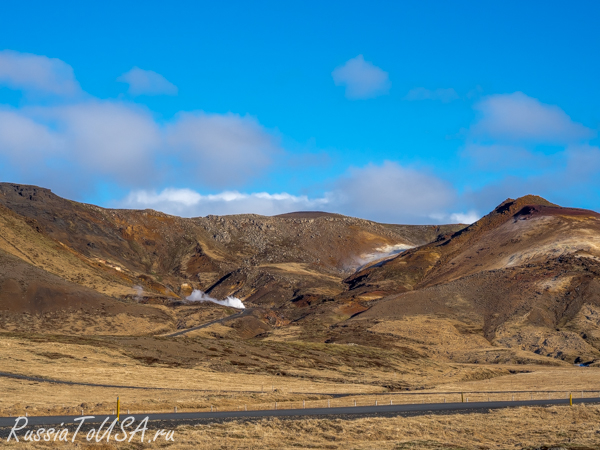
[1,183,600,448]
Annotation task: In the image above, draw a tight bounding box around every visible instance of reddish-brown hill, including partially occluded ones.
[3,183,600,365]
[348,196,600,364]
[0,182,462,310]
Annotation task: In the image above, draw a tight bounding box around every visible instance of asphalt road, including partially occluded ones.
[1,396,598,428]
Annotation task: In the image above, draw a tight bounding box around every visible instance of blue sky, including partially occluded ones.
[0,0,599,223]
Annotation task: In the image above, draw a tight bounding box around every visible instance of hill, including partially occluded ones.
[2,182,600,368]
[347,195,600,364]
[0,182,462,331]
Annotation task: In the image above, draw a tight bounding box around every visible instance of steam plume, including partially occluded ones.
[133,285,144,301]
[355,244,413,271]
[186,290,245,309]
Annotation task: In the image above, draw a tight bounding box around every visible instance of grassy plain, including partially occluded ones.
[2,405,600,449]
[0,333,598,417]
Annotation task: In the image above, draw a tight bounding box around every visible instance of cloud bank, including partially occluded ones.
[0,101,279,196]
[165,112,279,187]
[332,161,458,223]
[462,92,599,210]
[121,161,477,225]
[122,189,329,217]
[1,50,599,227]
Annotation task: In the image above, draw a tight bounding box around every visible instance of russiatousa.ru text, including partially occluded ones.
[7,416,175,443]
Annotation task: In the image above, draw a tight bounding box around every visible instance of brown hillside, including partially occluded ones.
[0,183,463,309]
[350,196,600,364]
[0,248,172,334]
[3,183,600,367]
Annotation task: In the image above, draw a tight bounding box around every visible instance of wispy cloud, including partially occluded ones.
[332,55,390,100]
[0,101,160,190]
[0,53,281,196]
[0,108,62,159]
[471,92,594,144]
[461,144,553,172]
[0,102,281,195]
[460,92,600,213]
[0,50,80,96]
[3,50,599,225]
[117,67,178,96]
[121,189,330,217]
[120,161,461,224]
[330,161,456,223]
[460,144,600,216]
[165,112,280,187]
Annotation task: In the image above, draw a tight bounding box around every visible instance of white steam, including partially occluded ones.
[355,243,413,271]
[133,284,144,301]
[186,290,245,309]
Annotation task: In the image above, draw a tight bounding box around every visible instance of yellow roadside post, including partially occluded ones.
[569,392,572,407]
[461,393,464,403]
[117,396,121,421]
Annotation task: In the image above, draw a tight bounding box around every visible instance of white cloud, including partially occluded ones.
[12,52,600,226]
[121,188,328,217]
[117,67,178,96]
[0,108,62,160]
[0,101,160,183]
[332,55,391,100]
[166,112,280,187]
[121,162,458,224]
[51,101,161,180]
[462,144,555,172]
[459,92,599,213]
[449,211,480,224]
[564,144,600,179]
[405,87,459,103]
[0,100,280,194]
[0,50,80,96]
[471,92,593,144]
[331,161,456,223]
[429,210,481,225]
[460,143,600,215]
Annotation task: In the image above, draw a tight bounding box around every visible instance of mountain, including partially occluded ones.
[347,195,600,364]
[2,182,600,367]
[0,182,462,331]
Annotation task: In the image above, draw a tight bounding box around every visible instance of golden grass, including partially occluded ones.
[1,331,600,449]
[369,317,493,353]
[1,333,599,419]
[3,373,598,418]
[4,405,600,449]
[0,336,385,394]
[258,263,343,282]
[366,315,572,366]
[1,312,172,336]
[147,404,600,450]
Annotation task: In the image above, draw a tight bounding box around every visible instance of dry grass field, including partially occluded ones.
[3,404,600,449]
[132,405,600,450]
[1,332,599,418]
[3,192,600,448]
